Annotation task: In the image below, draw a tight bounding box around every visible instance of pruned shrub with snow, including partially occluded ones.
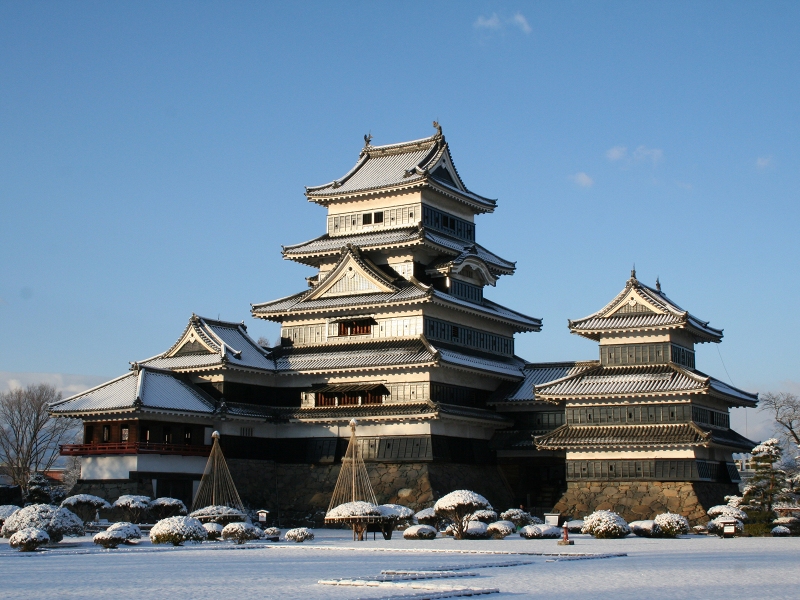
[149,516,207,546]
[707,505,748,521]
[112,495,151,524]
[222,521,261,544]
[326,501,382,520]
[403,524,438,540]
[284,527,314,543]
[469,509,498,524]
[773,516,800,535]
[692,524,708,535]
[1,504,84,542]
[630,520,661,538]
[463,521,490,539]
[61,495,111,523]
[189,505,246,525]
[581,510,630,539]
[772,525,791,536]
[520,524,561,539]
[0,505,20,528]
[9,527,50,552]
[566,519,584,533]
[654,513,690,537]
[414,507,447,530]
[262,526,280,541]
[499,508,541,528]
[378,504,414,522]
[707,517,744,536]
[434,490,492,540]
[487,520,515,539]
[149,497,187,521]
[203,522,223,540]
[106,521,142,543]
[93,530,128,549]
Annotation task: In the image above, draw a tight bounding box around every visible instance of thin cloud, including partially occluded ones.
[474,13,501,30]
[571,172,594,188]
[632,145,663,163]
[756,156,772,170]
[0,371,109,395]
[605,146,627,161]
[474,12,531,34]
[512,13,532,34]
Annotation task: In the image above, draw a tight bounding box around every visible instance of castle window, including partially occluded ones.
[240,427,253,437]
[374,212,383,223]
[85,425,94,444]
[185,427,192,443]
[338,319,372,336]
[102,425,110,442]
[163,426,172,444]
[121,425,129,442]
[141,426,150,443]
[362,213,372,225]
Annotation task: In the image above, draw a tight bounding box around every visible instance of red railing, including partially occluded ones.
[60,442,212,457]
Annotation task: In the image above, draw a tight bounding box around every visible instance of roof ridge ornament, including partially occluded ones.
[656,277,662,293]
[433,120,443,137]
[630,264,637,280]
[363,132,372,147]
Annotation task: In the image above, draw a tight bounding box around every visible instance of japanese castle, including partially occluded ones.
[51,124,757,524]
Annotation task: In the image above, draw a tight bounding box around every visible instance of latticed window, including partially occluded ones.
[338,320,372,336]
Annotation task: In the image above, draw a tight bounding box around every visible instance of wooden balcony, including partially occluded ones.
[60,442,212,457]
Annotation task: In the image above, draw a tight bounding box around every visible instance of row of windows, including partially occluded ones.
[316,390,384,407]
[430,382,490,408]
[567,460,736,482]
[566,404,693,425]
[84,424,194,445]
[422,205,475,242]
[327,204,417,235]
[282,317,424,345]
[450,279,483,303]
[692,406,730,428]
[599,343,695,368]
[517,412,565,429]
[424,317,514,356]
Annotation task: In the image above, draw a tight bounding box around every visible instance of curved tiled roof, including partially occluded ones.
[534,422,755,451]
[534,363,757,407]
[305,129,496,211]
[491,361,598,403]
[49,366,216,416]
[569,274,723,343]
[434,346,526,379]
[251,284,429,316]
[273,339,436,373]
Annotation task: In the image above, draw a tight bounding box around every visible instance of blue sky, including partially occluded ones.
[1,2,798,439]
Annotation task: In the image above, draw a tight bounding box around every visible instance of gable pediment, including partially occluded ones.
[305,248,397,300]
[166,324,217,357]
[606,289,664,317]
[428,151,465,192]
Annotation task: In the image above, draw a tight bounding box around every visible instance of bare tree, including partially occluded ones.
[760,391,800,447]
[0,384,80,492]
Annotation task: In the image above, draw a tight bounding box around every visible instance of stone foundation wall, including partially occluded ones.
[552,480,740,525]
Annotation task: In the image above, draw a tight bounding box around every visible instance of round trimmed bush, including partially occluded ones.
[203,522,224,540]
[284,527,314,543]
[0,505,20,528]
[707,505,747,521]
[469,510,498,524]
[150,516,207,546]
[326,501,381,519]
[189,505,246,525]
[1,504,84,542]
[222,521,262,544]
[433,490,492,540]
[112,495,151,524]
[654,513,690,537]
[630,520,661,538]
[93,530,128,549]
[500,509,541,528]
[487,520,515,538]
[772,525,791,537]
[262,526,280,541]
[403,524,437,540]
[9,527,50,552]
[106,522,142,543]
[565,519,584,533]
[520,524,561,539]
[463,521,490,539]
[581,510,630,539]
[61,495,111,522]
[149,497,188,521]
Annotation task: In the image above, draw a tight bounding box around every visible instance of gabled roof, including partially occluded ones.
[534,363,758,407]
[282,226,515,276]
[569,271,723,343]
[49,365,216,416]
[305,124,496,213]
[272,339,437,374]
[303,245,399,301]
[490,361,598,404]
[534,422,756,451]
[139,315,276,373]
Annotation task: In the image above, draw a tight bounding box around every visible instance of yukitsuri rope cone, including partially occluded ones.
[190,432,245,516]
[324,419,382,540]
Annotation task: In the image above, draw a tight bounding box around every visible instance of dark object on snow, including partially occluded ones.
[26,474,53,505]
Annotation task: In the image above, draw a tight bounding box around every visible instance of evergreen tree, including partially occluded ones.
[25,472,53,505]
[742,439,789,513]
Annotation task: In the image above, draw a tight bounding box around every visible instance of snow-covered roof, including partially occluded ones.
[49,365,216,416]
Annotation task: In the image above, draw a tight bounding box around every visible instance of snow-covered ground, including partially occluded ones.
[2,529,798,599]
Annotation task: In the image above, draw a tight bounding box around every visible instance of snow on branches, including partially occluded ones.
[284,527,314,543]
[9,527,50,552]
[654,513,690,537]
[222,522,262,544]
[581,510,630,539]
[1,504,83,542]
[149,516,207,546]
[326,501,381,520]
[403,524,437,540]
[433,490,492,540]
[519,524,561,539]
